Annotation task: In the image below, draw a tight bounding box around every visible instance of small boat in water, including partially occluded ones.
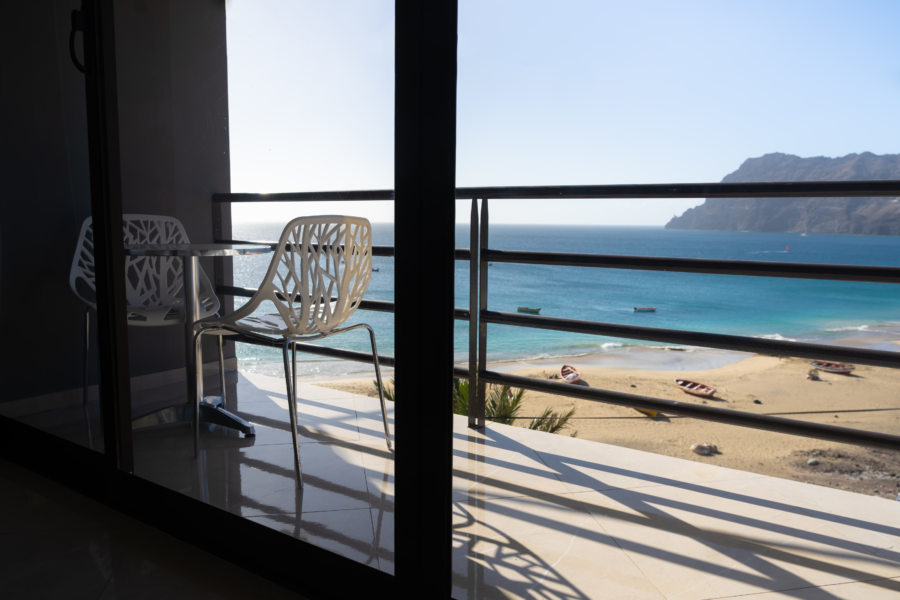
[517,306,541,314]
[634,306,656,312]
[560,364,581,384]
[674,378,716,398]
[810,361,854,375]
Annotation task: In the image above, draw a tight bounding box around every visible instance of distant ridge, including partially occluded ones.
[665,152,900,235]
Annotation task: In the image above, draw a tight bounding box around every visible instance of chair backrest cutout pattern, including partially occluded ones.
[69,214,219,324]
[69,218,99,308]
[122,215,190,313]
[231,216,372,336]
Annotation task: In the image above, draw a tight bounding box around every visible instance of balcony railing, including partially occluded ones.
[212,180,900,451]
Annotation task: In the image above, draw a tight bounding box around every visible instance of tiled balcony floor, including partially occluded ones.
[6,369,900,598]
[127,369,900,599]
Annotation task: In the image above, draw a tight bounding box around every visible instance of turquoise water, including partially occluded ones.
[230,223,900,377]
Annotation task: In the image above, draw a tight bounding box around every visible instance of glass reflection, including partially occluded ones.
[0,2,102,452]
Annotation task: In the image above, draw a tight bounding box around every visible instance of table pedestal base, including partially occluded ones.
[132,404,191,431]
[199,396,256,437]
[132,399,255,437]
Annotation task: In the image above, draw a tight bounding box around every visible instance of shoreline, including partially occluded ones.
[482,346,751,374]
[237,322,900,383]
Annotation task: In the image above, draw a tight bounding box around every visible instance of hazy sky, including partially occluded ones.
[226,0,900,225]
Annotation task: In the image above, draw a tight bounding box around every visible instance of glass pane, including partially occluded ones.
[0,3,103,452]
[225,0,396,570]
[454,1,900,598]
[120,0,397,575]
[116,1,245,498]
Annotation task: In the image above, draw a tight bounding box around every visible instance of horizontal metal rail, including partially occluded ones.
[213,180,900,203]
[485,250,900,284]
[215,240,476,261]
[215,285,470,321]
[217,240,399,258]
[483,310,900,369]
[215,189,394,202]
[218,284,395,309]
[482,370,900,450]
[212,183,900,451]
[225,334,469,379]
[456,181,900,199]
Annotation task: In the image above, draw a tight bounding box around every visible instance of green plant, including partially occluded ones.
[528,406,576,433]
[375,376,575,434]
[452,377,469,415]
[451,378,522,422]
[485,384,525,425]
[373,378,396,402]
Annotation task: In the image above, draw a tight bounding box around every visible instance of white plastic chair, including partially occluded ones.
[192,216,392,486]
[69,214,223,424]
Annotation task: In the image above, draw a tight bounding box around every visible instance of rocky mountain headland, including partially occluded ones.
[665,152,900,235]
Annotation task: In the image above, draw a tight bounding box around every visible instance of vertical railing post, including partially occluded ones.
[467,198,480,428]
[475,198,489,427]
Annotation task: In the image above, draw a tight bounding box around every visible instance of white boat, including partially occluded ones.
[560,364,581,384]
[674,378,716,398]
[810,361,854,375]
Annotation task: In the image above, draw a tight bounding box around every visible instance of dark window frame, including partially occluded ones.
[0,1,458,597]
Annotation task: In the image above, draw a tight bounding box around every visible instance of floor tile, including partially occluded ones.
[370,507,394,575]
[583,477,900,599]
[743,576,900,599]
[357,440,395,510]
[451,491,665,599]
[248,508,380,568]
[203,441,375,517]
[496,421,765,493]
[452,421,573,501]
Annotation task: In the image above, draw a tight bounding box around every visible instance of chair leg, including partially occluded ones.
[193,329,206,459]
[364,325,393,452]
[283,338,302,487]
[217,335,226,402]
[82,309,93,448]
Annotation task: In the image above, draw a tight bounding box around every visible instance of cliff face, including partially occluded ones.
[665,152,900,235]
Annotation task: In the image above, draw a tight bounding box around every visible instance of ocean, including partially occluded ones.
[230,222,900,378]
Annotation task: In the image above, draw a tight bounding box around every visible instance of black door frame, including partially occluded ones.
[0,1,458,597]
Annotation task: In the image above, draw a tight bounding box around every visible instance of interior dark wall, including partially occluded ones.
[1,1,92,400]
[1,0,231,401]
[114,0,231,377]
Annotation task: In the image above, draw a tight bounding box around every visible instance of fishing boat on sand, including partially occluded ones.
[560,364,581,384]
[517,306,541,314]
[674,378,716,398]
[634,306,656,312]
[559,364,657,416]
[810,361,854,375]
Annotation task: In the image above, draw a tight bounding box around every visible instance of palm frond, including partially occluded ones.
[528,407,575,433]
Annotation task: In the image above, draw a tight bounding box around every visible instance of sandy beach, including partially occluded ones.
[317,349,900,499]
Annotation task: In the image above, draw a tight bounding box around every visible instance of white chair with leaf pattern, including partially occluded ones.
[191,215,392,486]
[69,215,224,427]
